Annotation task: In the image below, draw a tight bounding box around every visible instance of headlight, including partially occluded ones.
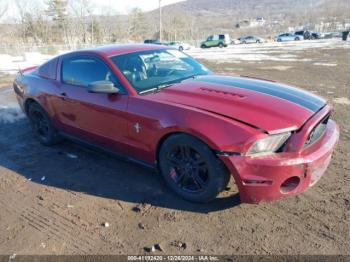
[247,132,291,156]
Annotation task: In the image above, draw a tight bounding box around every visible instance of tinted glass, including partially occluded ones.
[38,57,58,80]
[111,49,210,94]
[212,35,219,41]
[62,57,120,88]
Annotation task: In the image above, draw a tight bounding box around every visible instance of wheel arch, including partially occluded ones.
[24,97,40,115]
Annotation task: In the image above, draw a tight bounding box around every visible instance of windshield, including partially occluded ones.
[110,49,210,94]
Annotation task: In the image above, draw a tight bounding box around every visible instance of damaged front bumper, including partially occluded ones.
[219,119,339,204]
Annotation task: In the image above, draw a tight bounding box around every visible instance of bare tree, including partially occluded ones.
[68,0,94,44]
[14,0,49,44]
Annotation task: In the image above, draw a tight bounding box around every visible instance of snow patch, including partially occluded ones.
[0,106,25,124]
[333,97,350,105]
[261,66,293,71]
[0,52,54,74]
[187,39,348,63]
[313,62,338,67]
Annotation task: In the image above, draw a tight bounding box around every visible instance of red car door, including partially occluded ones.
[53,55,130,154]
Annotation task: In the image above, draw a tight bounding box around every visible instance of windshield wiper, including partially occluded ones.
[139,88,159,95]
[139,74,202,95]
[183,74,198,81]
[156,83,175,89]
[156,74,199,89]
[139,84,174,95]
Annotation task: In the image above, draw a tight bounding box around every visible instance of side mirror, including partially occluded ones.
[88,81,119,94]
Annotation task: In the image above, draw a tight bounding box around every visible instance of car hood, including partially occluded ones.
[147,75,326,134]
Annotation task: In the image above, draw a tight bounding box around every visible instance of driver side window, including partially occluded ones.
[62,56,124,93]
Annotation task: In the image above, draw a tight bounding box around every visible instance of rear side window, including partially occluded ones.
[61,56,123,90]
[38,57,58,80]
[219,35,225,40]
[62,58,105,86]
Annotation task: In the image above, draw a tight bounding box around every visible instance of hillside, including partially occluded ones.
[158,0,349,20]
[146,0,350,39]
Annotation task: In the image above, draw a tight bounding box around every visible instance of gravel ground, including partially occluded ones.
[0,40,349,255]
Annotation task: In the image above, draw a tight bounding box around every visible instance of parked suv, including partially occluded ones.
[295,30,320,40]
[201,34,230,48]
[144,39,162,44]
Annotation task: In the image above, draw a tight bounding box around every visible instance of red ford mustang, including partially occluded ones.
[13,44,339,203]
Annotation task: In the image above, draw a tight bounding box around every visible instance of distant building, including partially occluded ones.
[251,17,266,26]
[235,17,265,28]
[314,20,350,32]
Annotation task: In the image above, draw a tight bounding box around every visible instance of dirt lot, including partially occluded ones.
[0,40,349,255]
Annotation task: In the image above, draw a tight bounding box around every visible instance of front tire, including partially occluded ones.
[158,134,230,203]
[28,102,61,146]
[179,46,184,52]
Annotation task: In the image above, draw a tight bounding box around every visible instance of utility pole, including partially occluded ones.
[159,0,162,42]
[91,16,94,45]
[87,8,94,46]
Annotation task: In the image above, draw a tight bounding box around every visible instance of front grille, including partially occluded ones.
[304,115,329,148]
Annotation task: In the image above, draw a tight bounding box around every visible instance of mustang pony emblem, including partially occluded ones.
[134,123,141,133]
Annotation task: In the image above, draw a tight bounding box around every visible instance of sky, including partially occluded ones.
[1,0,187,22]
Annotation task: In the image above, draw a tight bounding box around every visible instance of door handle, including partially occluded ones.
[59,92,67,100]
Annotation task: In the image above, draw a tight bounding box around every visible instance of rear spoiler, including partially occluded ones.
[18,66,23,76]
[18,66,38,75]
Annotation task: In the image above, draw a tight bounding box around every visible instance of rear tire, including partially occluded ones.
[295,37,300,41]
[28,102,61,146]
[179,46,184,52]
[218,43,224,48]
[158,134,230,203]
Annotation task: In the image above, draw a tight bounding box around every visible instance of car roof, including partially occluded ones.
[79,44,169,57]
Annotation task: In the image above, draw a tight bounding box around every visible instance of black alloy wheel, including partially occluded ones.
[159,134,230,203]
[28,103,61,146]
[166,144,209,193]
